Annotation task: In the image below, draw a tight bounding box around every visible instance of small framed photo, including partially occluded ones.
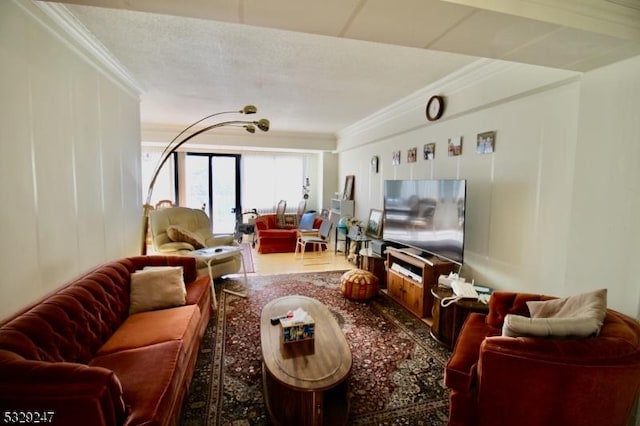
[477,131,496,154]
[365,208,383,239]
[424,143,435,160]
[407,147,417,163]
[392,150,401,165]
[342,175,354,200]
[448,136,463,156]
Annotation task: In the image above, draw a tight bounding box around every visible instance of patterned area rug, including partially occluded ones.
[180,271,451,426]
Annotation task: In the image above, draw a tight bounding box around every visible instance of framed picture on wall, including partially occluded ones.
[392,150,401,165]
[342,175,355,200]
[477,131,496,154]
[448,136,463,156]
[365,208,383,239]
[424,143,435,160]
[407,147,417,163]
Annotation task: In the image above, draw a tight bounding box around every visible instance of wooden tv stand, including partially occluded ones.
[385,249,456,322]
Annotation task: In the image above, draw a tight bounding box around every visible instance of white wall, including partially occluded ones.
[567,55,640,318]
[337,57,640,317]
[0,0,141,319]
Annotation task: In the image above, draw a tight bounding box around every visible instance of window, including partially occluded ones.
[242,154,303,212]
[141,150,177,206]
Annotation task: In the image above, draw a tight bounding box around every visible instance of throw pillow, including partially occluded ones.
[277,213,299,229]
[502,314,604,338]
[166,225,206,249]
[502,288,607,338]
[527,288,607,323]
[299,212,317,230]
[129,266,186,315]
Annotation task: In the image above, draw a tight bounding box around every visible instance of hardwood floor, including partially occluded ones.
[247,239,356,275]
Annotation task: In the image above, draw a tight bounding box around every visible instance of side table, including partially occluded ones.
[192,245,248,309]
[358,246,386,288]
[430,286,489,349]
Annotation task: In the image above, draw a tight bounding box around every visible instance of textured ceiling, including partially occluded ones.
[41,0,640,136]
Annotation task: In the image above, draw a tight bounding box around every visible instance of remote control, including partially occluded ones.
[270,315,287,325]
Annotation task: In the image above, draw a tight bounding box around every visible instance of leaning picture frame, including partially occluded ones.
[342,175,355,200]
[365,208,383,239]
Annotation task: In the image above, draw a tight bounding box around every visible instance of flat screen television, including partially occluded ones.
[383,179,466,264]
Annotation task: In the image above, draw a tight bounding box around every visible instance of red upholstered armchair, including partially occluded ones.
[445,291,640,426]
[254,213,322,253]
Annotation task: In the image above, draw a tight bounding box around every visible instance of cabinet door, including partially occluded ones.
[387,272,404,300]
[404,281,424,317]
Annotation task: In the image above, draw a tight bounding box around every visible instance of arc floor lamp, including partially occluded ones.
[141,105,270,255]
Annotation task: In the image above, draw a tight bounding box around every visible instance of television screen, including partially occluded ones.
[383,179,466,264]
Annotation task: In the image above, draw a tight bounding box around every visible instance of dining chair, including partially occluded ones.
[294,218,333,261]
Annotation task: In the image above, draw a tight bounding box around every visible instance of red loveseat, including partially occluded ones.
[0,255,211,426]
[445,291,640,426]
[254,213,322,253]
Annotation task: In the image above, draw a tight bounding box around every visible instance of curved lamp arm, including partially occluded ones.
[141,112,269,255]
[149,105,257,188]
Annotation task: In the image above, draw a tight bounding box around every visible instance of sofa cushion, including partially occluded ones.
[90,340,184,426]
[129,267,186,315]
[276,213,299,229]
[166,225,206,249]
[97,305,201,356]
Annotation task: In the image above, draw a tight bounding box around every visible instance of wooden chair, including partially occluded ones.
[275,199,286,215]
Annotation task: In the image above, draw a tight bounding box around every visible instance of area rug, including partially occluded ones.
[180,271,451,425]
[239,242,255,273]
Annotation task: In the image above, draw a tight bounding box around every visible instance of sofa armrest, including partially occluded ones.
[476,336,640,426]
[0,352,126,426]
[486,291,553,328]
[155,242,195,253]
[445,313,497,392]
[205,234,235,246]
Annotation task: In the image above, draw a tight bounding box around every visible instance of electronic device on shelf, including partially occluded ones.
[390,263,421,283]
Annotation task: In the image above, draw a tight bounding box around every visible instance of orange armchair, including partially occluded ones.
[445,291,640,426]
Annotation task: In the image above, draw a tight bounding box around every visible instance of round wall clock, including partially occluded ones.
[426,95,445,121]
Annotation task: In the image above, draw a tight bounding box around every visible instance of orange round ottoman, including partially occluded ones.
[340,269,379,300]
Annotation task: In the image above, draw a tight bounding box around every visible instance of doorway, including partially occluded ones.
[184,153,241,233]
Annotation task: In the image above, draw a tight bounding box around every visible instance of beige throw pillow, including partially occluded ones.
[129,266,186,315]
[502,315,604,338]
[527,288,607,323]
[166,225,206,249]
[502,288,607,338]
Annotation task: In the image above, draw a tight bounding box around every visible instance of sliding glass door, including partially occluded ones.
[184,153,240,233]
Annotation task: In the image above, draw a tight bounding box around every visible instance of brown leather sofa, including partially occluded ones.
[0,255,211,426]
[445,291,640,426]
[254,213,322,253]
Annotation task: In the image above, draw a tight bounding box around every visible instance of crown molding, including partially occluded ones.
[29,0,143,97]
[337,57,580,147]
[337,58,509,140]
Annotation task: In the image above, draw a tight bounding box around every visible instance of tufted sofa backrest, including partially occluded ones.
[0,260,132,364]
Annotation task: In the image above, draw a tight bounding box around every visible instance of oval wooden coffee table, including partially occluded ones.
[260,295,352,426]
